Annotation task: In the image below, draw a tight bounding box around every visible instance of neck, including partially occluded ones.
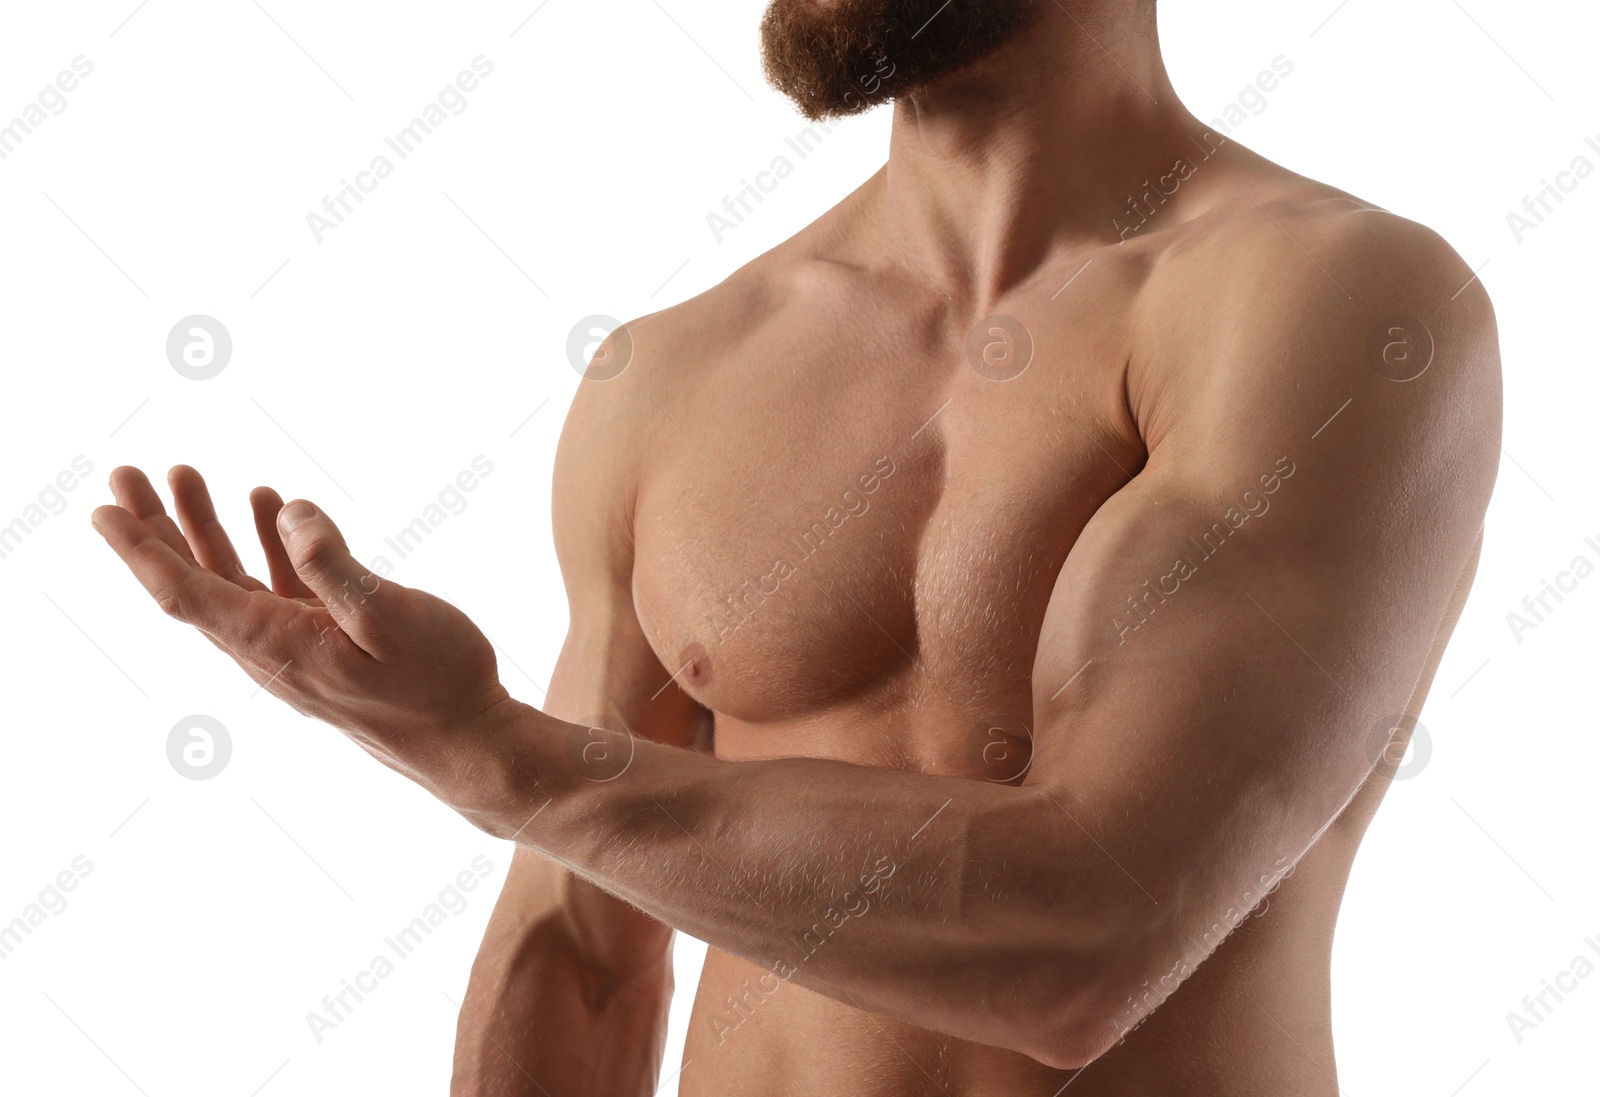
[875,1,1202,308]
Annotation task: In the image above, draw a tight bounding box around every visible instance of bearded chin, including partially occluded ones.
[759,0,1035,121]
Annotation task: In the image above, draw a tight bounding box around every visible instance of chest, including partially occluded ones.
[630,302,1142,729]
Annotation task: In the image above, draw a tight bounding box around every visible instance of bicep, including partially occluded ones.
[549,365,707,750]
[1026,452,1418,911]
[481,373,707,969]
[1025,254,1499,969]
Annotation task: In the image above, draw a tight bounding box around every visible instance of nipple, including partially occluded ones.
[677,641,712,688]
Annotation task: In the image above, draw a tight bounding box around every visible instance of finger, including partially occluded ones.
[250,486,316,600]
[92,504,256,635]
[109,466,199,565]
[276,499,390,653]
[169,466,268,591]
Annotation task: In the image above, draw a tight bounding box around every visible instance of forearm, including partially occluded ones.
[453,849,674,1097]
[490,703,1143,1064]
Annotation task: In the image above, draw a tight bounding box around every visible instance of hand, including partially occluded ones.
[91,465,519,817]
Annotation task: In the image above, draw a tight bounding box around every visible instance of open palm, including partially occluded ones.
[92,465,516,809]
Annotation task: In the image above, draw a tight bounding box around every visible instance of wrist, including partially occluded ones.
[455,696,559,842]
[465,700,633,850]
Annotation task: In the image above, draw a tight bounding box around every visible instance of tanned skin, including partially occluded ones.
[93,1,1501,1093]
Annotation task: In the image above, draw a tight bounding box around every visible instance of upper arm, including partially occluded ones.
[485,336,707,977]
[1024,210,1500,1042]
[458,329,706,1093]
[549,329,708,752]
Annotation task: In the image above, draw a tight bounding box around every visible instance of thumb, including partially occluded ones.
[277,500,390,649]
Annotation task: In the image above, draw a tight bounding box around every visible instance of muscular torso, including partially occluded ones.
[589,163,1471,1096]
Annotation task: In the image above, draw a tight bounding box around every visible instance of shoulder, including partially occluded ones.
[1143,172,1495,346]
[1115,162,1501,552]
[557,242,816,440]
[559,199,868,438]
[550,236,833,550]
[1129,168,1501,460]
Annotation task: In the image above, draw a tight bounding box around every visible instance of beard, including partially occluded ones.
[760,0,1037,121]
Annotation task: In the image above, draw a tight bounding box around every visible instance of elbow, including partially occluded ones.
[959,954,1130,1070]
[1018,934,1195,1069]
[964,794,1184,1069]
[1018,1000,1126,1072]
[1006,940,1180,1070]
[1020,1028,1093,1072]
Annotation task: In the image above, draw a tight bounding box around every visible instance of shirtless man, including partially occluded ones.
[92,0,1501,1093]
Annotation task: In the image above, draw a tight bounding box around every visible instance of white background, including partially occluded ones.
[0,1,1595,1094]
